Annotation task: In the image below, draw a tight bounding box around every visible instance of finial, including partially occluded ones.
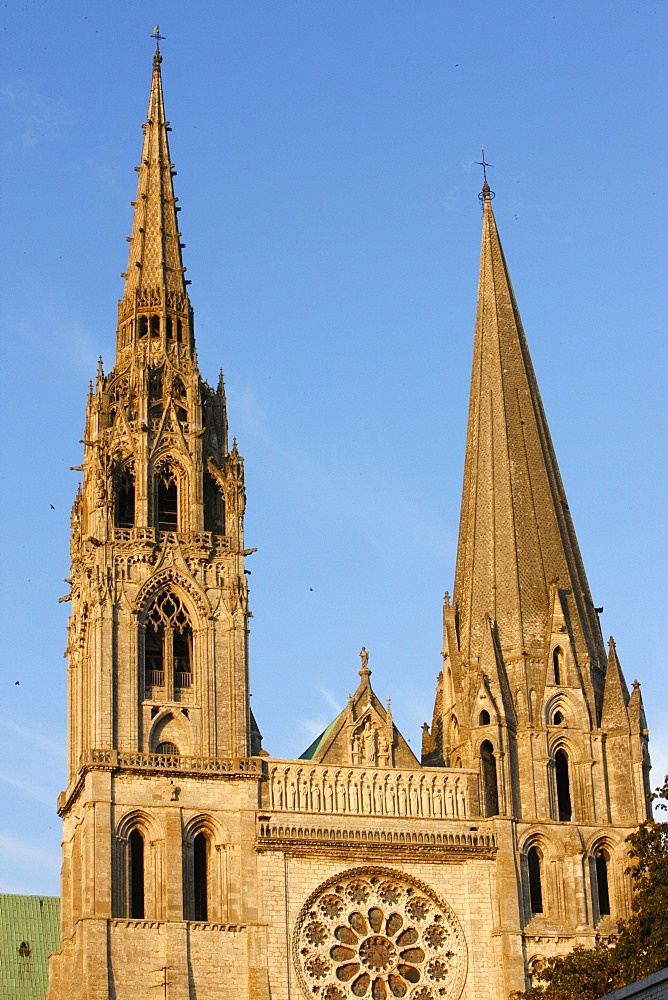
[151,25,165,62]
[476,145,495,204]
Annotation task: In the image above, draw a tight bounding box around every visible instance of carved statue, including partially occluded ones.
[359,646,369,670]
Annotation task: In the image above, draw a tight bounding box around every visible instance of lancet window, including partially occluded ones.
[193,832,208,921]
[144,592,192,695]
[115,466,136,529]
[552,647,563,685]
[155,463,179,531]
[528,846,543,915]
[555,748,572,822]
[480,739,499,816]
[204,471,225,535]
[595,848,611,917]
[128,829,145,919]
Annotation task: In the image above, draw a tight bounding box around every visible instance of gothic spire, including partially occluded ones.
[453,184,605,670]
[120,47,189,318]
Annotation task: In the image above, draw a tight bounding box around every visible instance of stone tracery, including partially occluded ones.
[293,867,467,1000]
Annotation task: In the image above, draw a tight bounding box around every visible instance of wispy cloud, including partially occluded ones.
[1,87,72,153]
[0,833,60,869]
[0,773,56,807]
[0,716,64,757]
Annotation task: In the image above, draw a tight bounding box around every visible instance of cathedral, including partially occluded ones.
[45,48,652,1000]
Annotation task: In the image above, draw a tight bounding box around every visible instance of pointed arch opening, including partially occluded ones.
[144,591,192,695]
[552,647,563,685]
[555,748,572,821]
[479,709,491,726]
[595,848,611,917]
[128,828,145,919]
[193,832,208,921]
[204,471,225,535]
[154,461,180,532]
[115,465,136,529]
[528,845,543,915]
[480,739,499,817]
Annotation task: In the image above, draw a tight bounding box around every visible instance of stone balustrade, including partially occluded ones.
[264,760,478,820]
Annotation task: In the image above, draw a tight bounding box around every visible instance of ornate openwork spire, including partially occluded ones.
[121,48,188,312]
[453,190,605,670]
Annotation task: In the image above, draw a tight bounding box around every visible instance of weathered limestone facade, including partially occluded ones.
[47,52,652,1000]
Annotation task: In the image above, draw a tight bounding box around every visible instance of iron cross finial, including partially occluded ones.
[476,145,494,185]
[151,25,166,48]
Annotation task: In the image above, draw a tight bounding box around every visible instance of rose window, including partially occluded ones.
[293,867,467,1000]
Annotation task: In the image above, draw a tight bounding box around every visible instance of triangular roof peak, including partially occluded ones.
[453,186,605,672]
[300,649,419,769]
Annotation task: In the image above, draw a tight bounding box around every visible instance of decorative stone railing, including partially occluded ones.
[111,527,231,554]
[256,818,496,854]
[79,749,263,776]
[263,760,478,820]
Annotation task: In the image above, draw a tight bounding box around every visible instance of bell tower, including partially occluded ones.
[422,180,651,989]
[48,47,266,1000]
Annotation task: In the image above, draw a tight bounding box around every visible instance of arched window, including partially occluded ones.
[115,467,135,528]
[144,592,192,693]
[480,739,498,817]
[479,709,491,726]
[528,846,543,915]
[555,748,572,821]
[155,741,179,755]
[204,471,225,535]
[552,647,563,685]
[150,315,160,338]
[138,316,148,339]
[128,829,145,919]
[155,465,178,531]
[553,711,563,726]
[595,849,611,916]
[193,832,208,921]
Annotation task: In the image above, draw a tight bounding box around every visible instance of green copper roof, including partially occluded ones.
[0,895,60,1000]
[299,711,342,760]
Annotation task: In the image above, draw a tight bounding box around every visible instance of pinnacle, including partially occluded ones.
[122,48,188,308]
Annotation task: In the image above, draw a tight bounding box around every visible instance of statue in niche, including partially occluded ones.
[379,732,390,767]
[336,778,346,812]
[324,778,334,812]
[433,785,443,817]
[351,731,362,766]
[362,781,372,814]
[374,782,383,814]
[410,782,420,816]
[288,778,297,810]
[272,772,284,809]
[349,778,359,812]
[445,781,455,816]
[456,781,466,817]
[312,781,321,811]
[398,782,407,815]
[363,719,377,766]
[301,777,310,810]
[385,781,396,814]
[421,782,431,817]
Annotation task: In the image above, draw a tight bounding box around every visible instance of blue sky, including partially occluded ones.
[1,1,666,894]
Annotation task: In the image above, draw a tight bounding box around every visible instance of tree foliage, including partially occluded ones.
[511,776,668,1000]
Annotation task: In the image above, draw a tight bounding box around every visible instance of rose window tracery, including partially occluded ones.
[293,868,466,1000]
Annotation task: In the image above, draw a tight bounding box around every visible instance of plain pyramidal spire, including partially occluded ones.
[453,181,606,670]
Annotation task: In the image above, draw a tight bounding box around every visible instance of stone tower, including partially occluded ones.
[47,48,267,999]
[47,52,652,1000]
[421,180,652,985]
